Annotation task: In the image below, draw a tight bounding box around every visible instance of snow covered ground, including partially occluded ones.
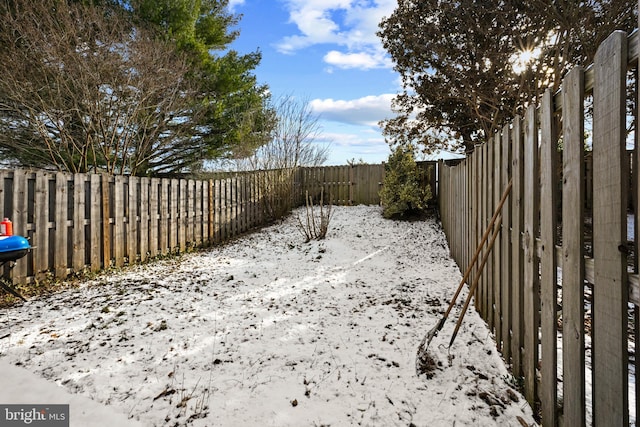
[0,206,537,426]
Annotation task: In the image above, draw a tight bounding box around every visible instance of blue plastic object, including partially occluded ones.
[0,235,30,262]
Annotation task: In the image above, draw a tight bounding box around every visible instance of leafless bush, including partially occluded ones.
[296,190,333,242]
[258,168,296,222]
[230,95,329,222]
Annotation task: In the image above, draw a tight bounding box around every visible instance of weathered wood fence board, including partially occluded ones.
[438,29,639,426]
[592,31,629,427]
[562,65,587,427]
[539,88,558,427]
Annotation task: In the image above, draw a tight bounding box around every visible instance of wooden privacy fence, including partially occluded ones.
[296,164,384,205]
[0,162,437,287]
[0,169,283,285]
[295,162,437,205]
[439,30,639,426]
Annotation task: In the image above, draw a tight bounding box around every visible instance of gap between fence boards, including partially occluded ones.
[529,236,640,306]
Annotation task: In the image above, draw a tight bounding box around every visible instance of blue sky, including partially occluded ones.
[228,0,400,165]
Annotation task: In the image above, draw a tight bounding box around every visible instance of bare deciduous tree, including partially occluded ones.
[0,1,201,175]
[219,94,330,221]
[245,94,329,171]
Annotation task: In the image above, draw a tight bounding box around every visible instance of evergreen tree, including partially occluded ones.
[380,146,431,219]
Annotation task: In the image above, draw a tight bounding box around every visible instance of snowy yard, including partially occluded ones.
[0,206,536,426]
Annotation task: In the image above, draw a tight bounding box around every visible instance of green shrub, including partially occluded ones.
[380,145,432,219]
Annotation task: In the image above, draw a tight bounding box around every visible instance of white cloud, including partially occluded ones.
[319,131,390,165]
[275,0,396,69]
[310,94,395,127]
[323,50,391,70]
[228,0,246,11]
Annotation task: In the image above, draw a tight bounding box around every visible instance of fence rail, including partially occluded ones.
[439,29,639,426]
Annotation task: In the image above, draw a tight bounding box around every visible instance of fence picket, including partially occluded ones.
[169,179,178,252]
[12,170,28,282]
[179,179,187,251]
[128,176,138,264]
[523,103,540,406]
[140,178,149,262]
[493,131,502,341]
[479,143,487,317]
[101,174,111,268]
[114,176,125,267]
[511,115,524,378]
[592,30,629,427]
[34,172,50,278]
[562,66,586,427]
[501,123,512,361]
[55,172,69,277]
[539,88,559,426]
[90,174,101,271]
[73,174,86,272]
[159,179,169,255]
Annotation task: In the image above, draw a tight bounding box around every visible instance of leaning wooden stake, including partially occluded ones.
[448,213,502,348]
[416,178,512,373]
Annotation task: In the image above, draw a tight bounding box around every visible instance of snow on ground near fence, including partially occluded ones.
[0,206,536,427]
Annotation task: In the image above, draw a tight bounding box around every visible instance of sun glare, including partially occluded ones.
[510,47,542,74]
